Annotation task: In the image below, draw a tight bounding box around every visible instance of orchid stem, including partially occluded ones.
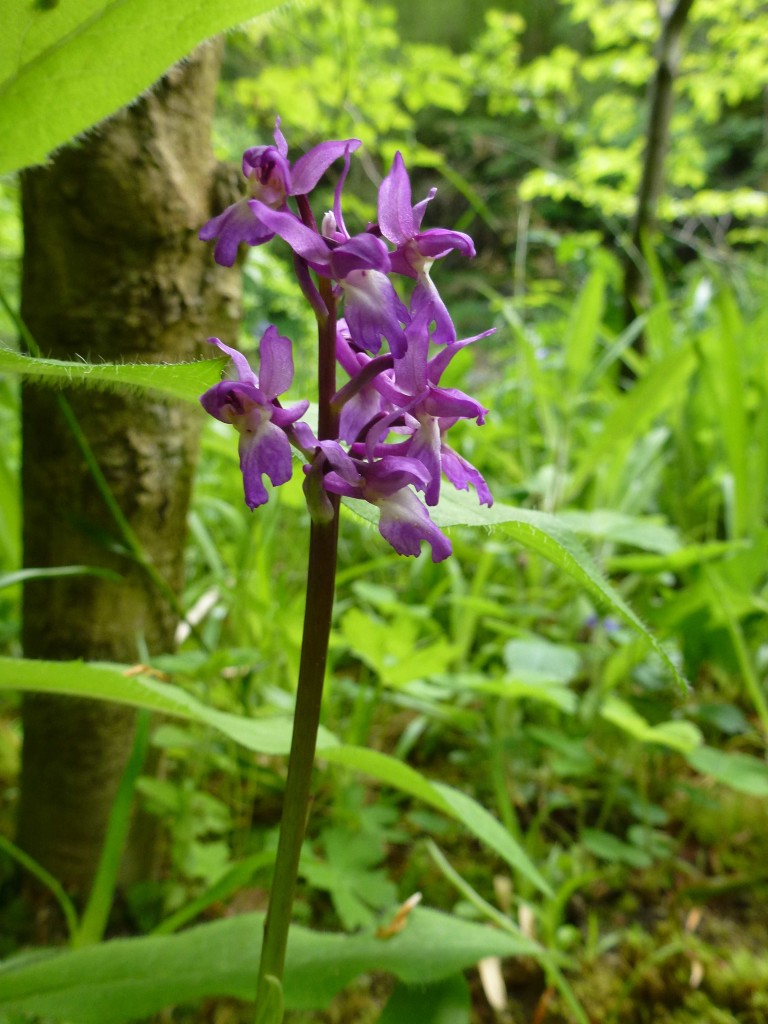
[254,276,338,1021]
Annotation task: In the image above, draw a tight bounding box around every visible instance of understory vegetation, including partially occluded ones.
[1,1,767,1022]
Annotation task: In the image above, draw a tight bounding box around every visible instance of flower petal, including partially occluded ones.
[248,201,332,268]
[238,421,294,509]
[204,337,258,385]
[199,200,274,267]
[378,152,415,245]
[441,446,493,506]
[416,228,476,260]
[258,326,294,399]
[341,269,409,356]
[375,486,452,562]
[290,138,361,196]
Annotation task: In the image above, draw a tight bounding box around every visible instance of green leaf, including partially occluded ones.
[600,695,702,753]
[378,975,471,1024]
[0,565,123,590]
[319,746,552,897]
[344,493,687,694]
[431,493,687,694]
[686,746,768,797]
[503,638,581,684]
[0,908,538,1022]
[255,976,284,1024]
[557,509,680,554]
[564,270,605,391]
[606,539,748,574]
[0,0,284,175]
[0,656,337,755]
[580,828,652,869]
[0,346,226,404]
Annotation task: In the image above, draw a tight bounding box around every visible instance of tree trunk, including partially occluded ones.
[623,0,696,337]
[16,40,241,912]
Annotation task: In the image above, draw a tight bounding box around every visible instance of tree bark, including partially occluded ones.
[16,41,241,909]
[623,0,696,336]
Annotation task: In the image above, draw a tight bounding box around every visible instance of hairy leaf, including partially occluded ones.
[1,0,284,174]
[0,346,226,404]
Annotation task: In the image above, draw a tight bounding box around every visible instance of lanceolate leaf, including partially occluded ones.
[0,346,227,404]
[345,491,688,693]
[320,745,552,896]
[0,908,539,1022]
[0,0,285,175]
[0,657,337,755]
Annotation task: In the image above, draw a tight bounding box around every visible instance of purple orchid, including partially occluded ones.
[200,119,361,267]
[200,331,308,509]
[378,152,475,343]
[199,119,494,562]
[315,443,452,562]
[360,310,492,506]
[246,203,410,356]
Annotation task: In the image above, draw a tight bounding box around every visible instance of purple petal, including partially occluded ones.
[332,147,353,239]
[412,187,437,231]
[378,152,415,245]
[441,446,493,506]
[422,386,487,424]
[342,270,409,356]
[273,117,288,157]
[374,486,452,562]
[272,399,309,428]
[242,146,291,202]
[416,228,476,260]
[361,455,431,495]
[199,200,275,267]
[248,201,331,268]
[204,337,258,386]
[404,419,443,506]
[427,328,496,382]
[411,278,457,344]
[290,139,362,196]
[200,379,261,423]
[258,326,294,399]
[330,233,391,278]
[238,421,294,509]
[396,309,432,394]
[339,388,386,444]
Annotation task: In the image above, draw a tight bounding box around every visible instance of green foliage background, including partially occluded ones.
[1,1,768,1021]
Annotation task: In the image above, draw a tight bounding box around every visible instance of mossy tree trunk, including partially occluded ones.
[16,41,241,914]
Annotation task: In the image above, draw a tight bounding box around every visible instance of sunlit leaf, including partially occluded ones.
[0,346,226,404]
[319,745,552,896]
[1,0,284,175]
[600,695,702,753]
[0,908,538,1022]
[0,656,337,755]
[686,746,768,797]
[345,492,687,694]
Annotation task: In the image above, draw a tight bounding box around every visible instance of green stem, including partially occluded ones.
[254,276,339,1020]
[74,710,151,947]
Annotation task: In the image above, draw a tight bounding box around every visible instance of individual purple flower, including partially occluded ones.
[329,234,409,356]
[200,331,308,509]
[362,310,492,505]
[378,152,476,343]
[315,444,452,562]
[200,119,361,267]
[246,205,410,356]
[333,320,394,443]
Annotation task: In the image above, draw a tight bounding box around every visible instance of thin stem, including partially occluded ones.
[255,276,339,1019]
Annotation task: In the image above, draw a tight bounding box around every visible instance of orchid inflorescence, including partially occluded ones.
[199,119,493,562]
